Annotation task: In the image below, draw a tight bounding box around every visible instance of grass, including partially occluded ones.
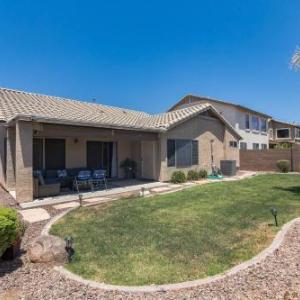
[50,174,300,285]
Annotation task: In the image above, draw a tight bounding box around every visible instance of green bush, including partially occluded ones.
[198,169,208,179]
[276,160,290,173]
[187,170,199,181]
[171,171,187,184]
[0,207,24,257]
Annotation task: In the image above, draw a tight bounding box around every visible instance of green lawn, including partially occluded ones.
[50,174,300,285]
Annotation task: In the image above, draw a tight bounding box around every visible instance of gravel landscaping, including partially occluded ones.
[0,206,299,299]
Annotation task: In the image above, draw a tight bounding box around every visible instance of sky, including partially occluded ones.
[0,0,299,122]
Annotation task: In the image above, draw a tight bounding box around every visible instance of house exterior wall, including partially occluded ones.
[33,123,158,179]
[6,126,16,191]
[15,121,33,202]
[171,97,269,150]
[269,120,300,145]
[158,114,239,181]
[0,125,6,187]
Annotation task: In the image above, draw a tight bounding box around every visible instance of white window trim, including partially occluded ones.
[245,113,250,130]
[260,118,268,133]
[276,128,291,139]
[251,115,260,132]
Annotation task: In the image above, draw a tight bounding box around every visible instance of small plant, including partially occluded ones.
[276,160,290,173]
[0,207,25,257]
[120,158,137,179]
[187,170,199,181]
[171,171,187,183]
[198,169,208,179]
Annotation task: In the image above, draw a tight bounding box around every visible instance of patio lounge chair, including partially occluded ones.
[33,170,60,198]
[74,170,92,192]
[92,169,107,190]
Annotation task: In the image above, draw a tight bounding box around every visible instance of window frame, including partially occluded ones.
[276,128,291,139]
[45,138,66,170]
[260,118,267,133]
[167,139,199,168]
[295,128,300,139]
[229,141,238,148]
[251,115,260,131]
[240,142,247,150]
[245,114,250,130]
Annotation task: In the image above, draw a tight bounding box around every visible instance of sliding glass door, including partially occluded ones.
[86,141,114,177]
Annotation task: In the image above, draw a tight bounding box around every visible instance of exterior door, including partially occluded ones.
[141,141,157,180]
[86,141,113,177]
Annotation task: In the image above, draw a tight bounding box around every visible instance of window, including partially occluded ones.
[276,128,290,139]
[261,144,267,150]
[245,114,250,130]
[192,140,199,165]
[252,116,259,131]
[252,143,260,150]
[295,128,300,139]
[240,142,247,150]
[167,140,176,167]
[33,138,44,170]
[167,139,198,167]
[229,141,238,148]
[45,139,65,170]
[260,119,267,132]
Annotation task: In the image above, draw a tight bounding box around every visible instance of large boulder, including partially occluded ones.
[28,235,67,263]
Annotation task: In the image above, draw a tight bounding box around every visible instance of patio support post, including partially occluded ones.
[6,126,16,190]
[0,125,6,186]
[15,121,33,202]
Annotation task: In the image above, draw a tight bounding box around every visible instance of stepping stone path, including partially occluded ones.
[19,208,50,223]
[53,202,80,210]
[84,197,111,203]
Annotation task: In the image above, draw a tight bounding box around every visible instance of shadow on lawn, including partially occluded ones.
[274,186,300,195]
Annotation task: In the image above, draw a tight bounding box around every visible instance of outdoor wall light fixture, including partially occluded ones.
[74,138,79,144]
[64,236,74,262]
[270,206,278,227]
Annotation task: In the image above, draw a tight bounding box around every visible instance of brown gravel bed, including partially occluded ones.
[0,206,300,300]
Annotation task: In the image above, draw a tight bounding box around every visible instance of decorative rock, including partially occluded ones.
[28,235,67,264]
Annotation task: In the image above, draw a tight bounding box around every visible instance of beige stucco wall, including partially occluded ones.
[158,114,240,181]
[15,121,33,202]
[0,125,6,187]
[33,123,157,179]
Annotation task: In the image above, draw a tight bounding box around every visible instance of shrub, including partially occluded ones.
[198,169,208,179]
[0,207,25,257]
[276,160,290,173]
[171,171,187,183]
[187,170,199,181]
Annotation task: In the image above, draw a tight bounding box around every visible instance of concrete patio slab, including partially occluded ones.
[20,180,169,209]
[53,202,80,210]
[20,208,50,223]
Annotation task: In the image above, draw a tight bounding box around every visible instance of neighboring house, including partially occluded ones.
[0,88,241,203]
[269,119,300,148]
[169,95,271,150]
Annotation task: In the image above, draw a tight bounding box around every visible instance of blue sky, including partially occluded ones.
[0,1,299,121]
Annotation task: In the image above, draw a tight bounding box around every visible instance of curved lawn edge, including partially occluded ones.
[44,209,300,293]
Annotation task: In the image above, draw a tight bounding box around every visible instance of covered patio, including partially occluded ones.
[5,120,160,203]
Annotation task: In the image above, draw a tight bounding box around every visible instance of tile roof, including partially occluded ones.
[0,88,240,137]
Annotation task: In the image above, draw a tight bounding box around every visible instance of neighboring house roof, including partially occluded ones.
[168,94,272,118]
[0,88,241,138]
[270,119,300,129]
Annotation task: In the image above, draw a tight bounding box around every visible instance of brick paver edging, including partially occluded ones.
[46,209,300,293]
